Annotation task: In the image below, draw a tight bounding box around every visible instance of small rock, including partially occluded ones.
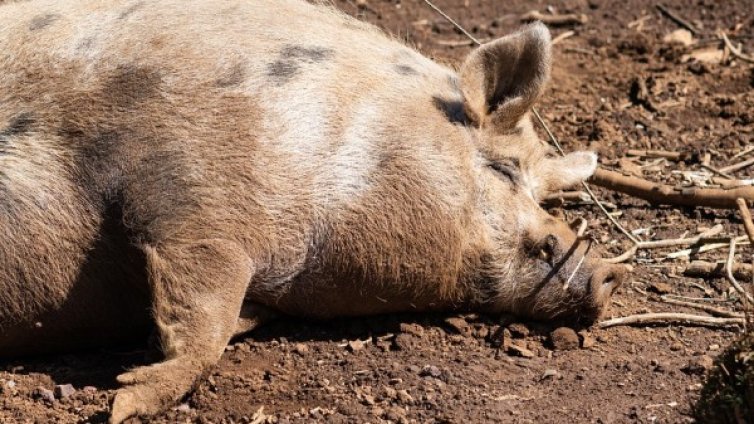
[399,323,424,338]
[54,384,76,399]
[348,340,366,352]
[540,369,558,381]
[175,403,192,413]
[507,342,535,358]
[293,343,309,355]
[663,29,694,46]
[34,387,55,404]
[670,342,684,352]
[393,334,415,351]
[550,327,579,351]
[647,282,673,295]
[396,389,414,404]
[507,323,529,338]
[578,330,595,349]
[682,355,714,375]
[444,317,471,337]
[82,386,97,393]
[419,365,442,378]
[488,326,510,349]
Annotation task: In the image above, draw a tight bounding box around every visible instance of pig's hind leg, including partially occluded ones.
[109,239,253,424]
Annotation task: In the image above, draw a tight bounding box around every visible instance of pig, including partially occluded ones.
[0,0,627,421]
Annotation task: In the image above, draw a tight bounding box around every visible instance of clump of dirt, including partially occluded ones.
[695,329,754,423]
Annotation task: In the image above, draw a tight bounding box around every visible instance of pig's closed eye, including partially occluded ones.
[488,160,519,184]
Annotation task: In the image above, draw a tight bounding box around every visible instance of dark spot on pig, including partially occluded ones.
[267,60,300,83]
[394,64,418,76]
[118,1,145,20]
[280,45,334,62]
[0,113,34,158]
[0,113,35,142]
[102,65,162,109]
[29,13,60,31]
[75,37,96,54]
[267,45,334,84]
[216,63,246,88]
[432,96,469,125]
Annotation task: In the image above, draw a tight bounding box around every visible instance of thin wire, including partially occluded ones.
[421,0,640,247]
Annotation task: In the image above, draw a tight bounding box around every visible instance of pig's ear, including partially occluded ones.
[459,22,551,129]
[533,151,597,198]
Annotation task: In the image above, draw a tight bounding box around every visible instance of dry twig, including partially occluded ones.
[520,10,588,26]
[659,296,743,318]
[589,168,754,209]
[684,260,753,280]
[721,156,754,175]
[725,238,754,304]
[720,32,754,64]
[655,4,699,35]
[552,30,575,45]
[606,225,723,263]
[599,312,743,328]
[626,149,685,161]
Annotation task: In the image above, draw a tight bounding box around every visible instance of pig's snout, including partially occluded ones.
[590,263,627,304]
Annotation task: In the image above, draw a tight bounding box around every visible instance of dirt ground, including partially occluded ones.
[2,0,753,423]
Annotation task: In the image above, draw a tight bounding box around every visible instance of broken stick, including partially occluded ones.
[659,296,743,318]
[589,168,754,209]
[520,10,588,26]
[599,312,743,328]
[684,260,753,281]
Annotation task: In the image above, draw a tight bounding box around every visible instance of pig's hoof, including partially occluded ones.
[110,359,200,423]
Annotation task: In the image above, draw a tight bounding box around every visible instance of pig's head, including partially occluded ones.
[454,23,627,323]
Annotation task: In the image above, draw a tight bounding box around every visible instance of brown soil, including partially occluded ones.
[2,0,753,423]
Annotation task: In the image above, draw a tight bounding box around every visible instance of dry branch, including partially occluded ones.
[520,10,588,26]
[738,198,754,246]
[599,312,743,328]
[684,260,753,280]
[589,168,754,209]
[655,4,699,35]
[659,296,743,318]
[552,30,575,45]
[721,157,754,174]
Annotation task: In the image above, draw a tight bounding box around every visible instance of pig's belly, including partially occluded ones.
[248,272,450,319]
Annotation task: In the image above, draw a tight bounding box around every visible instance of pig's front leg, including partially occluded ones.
[109,239,253,424]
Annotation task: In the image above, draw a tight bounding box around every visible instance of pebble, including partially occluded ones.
[507,323,530,338]
[54,384,76,399]
[578,330,595,349]
[399,323,424,338]
[34,387,55,404]
[293,343,309,355]
[444,317,471,337]
[419,365,442,378]
[647,282,673,295]
[507,343,535,358]
[348,340,366,352]
[550,327,579,351]
[682,355,714,375]
[540,369,558,381]
[396,389,414,405]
